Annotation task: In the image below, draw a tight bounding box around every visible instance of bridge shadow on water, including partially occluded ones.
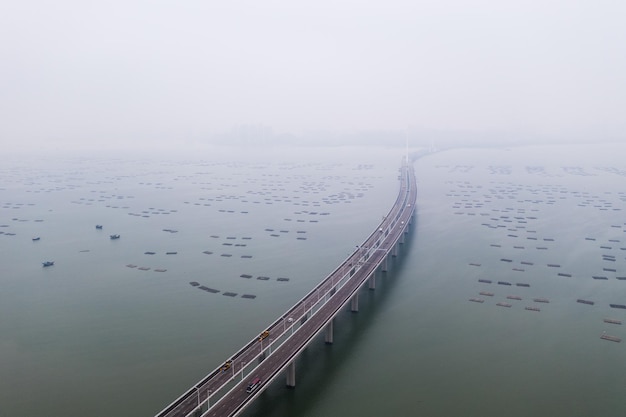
[240,232,416,417]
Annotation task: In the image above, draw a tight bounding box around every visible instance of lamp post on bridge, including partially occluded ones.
[284,316,293,332]
[286,317,294,335]
[198,387,212,409]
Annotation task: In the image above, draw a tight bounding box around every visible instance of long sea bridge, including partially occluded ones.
[155,159,418,417]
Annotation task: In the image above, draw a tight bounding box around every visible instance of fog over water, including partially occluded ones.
[2,0,626,150]
[2,1,626,416]
[2,144,626,417]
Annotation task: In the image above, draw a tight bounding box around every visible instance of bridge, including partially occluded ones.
[155,159,417,417]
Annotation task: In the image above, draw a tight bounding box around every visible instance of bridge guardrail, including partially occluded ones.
[156,161,416,417]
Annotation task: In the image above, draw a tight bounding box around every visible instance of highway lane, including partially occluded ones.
[204,182,414,416]
[156,163,416,417]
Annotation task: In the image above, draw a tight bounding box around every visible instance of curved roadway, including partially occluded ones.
[156,161,417,417]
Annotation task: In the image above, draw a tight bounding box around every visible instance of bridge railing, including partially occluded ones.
[222,164,417,417]
[155,162,415,417]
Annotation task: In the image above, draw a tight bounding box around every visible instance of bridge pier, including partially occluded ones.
[286,361,296,388]
[351,293,359,312]
[381,255,388,272]
[392,242,399,257]
[325,319,334,344]
[368,272,376,290]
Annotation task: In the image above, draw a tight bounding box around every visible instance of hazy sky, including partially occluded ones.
[1,0,625,149]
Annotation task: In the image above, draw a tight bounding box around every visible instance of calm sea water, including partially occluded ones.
[245,143,626,417]
[0,145,400,417]
[2,144,626,417]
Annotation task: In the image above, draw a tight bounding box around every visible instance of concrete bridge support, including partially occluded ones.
[325,319,334,344]
[153,164,416,417]
[350,293,359,312]
[381,255,388,272]
[286,361,296,388]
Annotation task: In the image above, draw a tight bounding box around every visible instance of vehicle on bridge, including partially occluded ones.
[246,377,261,394]
[153,162,417,417]
[220,360,232,372]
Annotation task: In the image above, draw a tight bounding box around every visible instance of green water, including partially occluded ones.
[2,144,626,417]
[243,144,626,417]
[0,146,400,417]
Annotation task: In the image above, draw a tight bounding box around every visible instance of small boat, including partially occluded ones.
[32,237,41,241]
[42,261,54,267]
[95,225,103,229]
[110,234,120,239]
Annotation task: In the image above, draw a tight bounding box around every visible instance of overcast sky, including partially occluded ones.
[1,0,625,149]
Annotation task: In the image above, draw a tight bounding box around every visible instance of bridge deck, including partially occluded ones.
[155,161,417,417]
